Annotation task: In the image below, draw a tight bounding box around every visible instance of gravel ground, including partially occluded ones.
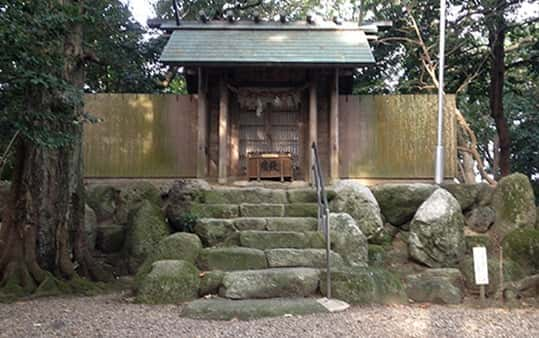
[1,293,538,338]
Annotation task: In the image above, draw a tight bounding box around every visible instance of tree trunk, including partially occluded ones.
[0,0,107,295]
[488,5,511,177]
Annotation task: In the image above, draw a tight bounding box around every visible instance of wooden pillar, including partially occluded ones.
[308,79,318,183]
[196,68,208,178]
[218,76,229,184]
[329,69,340,181]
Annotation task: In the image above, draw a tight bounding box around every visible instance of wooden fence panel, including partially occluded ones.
[84,94,198,178]
[339,95,457,179]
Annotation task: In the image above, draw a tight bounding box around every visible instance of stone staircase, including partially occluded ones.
[191,186,344,300]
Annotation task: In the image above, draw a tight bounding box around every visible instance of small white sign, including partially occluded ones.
[473,247,489,285]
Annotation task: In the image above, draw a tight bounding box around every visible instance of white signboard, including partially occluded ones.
[473,247,489,285]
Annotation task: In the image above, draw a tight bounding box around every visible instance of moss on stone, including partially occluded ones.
[136,260,199,304]
[459,257,525,295]
[240,203,284,217]
[239,231,307,250]
[114,182,162,224]
[284,203,319,217]
[193,219,236,247]
[368,245,386,266]
[199,270,225,296]
[197,247,267,271]
[190,203,240,218]
[87,185,118,222]
[502,228,539,274]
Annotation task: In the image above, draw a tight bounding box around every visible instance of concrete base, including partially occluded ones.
[317,297,350,313]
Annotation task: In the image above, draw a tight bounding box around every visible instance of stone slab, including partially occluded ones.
[239,231,307,250]
[265,217,318,232]
[240,203,285,217]
[197,247,268,271]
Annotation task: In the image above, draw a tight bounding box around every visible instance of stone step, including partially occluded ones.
[239,230,325,250]
[192,187,336,205]
[181,297,330,321]
[265,217,318,232]
[220,267,320,299]
[190,203,320,218]
[197,247,267,271]
[265,249,345,269]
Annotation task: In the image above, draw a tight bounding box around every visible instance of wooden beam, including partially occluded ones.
[330,69,340,181]
[218,76,229,184]
[196,68,208,178]
[308,78,318,183]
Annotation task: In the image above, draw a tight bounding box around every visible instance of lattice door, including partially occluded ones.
[239,108,300,177]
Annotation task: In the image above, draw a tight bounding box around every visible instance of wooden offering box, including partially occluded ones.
[248,153,293,182]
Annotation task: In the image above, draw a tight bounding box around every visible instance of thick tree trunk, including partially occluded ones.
[488,5,511,177]
[0,0,107,295]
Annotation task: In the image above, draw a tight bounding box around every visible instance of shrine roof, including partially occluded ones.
[157,20,376,67]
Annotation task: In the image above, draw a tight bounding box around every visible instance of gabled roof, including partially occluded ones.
[157,20,376,67]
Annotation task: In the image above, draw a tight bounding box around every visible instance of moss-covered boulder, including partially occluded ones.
[194,219,236,247]
[124,200,171,270]
[465,206,496,233]
[114,182,162,225]
[441,184,483,211]
[197,247,267,271]
[87,185,118,223]
[492,173,536,239]
[502,228,539,274]
[330,180,384,241]
[465,234,493,255]
[199,270,225,296]
[265,248,345,268]
[368,245,386,266]
[165,179,211,231]
[371,183,437,226]
[320,267,406,304]
[136,260,199,304]
[409,189,466,267]
[459,257,525,295]
[329,213,368,267]
[137,233,202,278]
[240,203,284,217]
[85,205,98,250]
[284,203,318,217]
[239,231,307,250]
[95,224,125,253]
[405,269,464,304]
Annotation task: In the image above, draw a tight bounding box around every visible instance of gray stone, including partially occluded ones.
[232,218,267,231]
[240,203,284,217]
[408,189,465,267]
[371,183,437,226]
[85,205,98,250]
[459,257,525,295]
[265,248,345,268]
[96,224,125,253]
[87,185,118,223]
[221,268,320,299]
[124,200,171,270]
[286,189,318,203]
[441,183,482,211]
[477,183,495,206]
[465,206,496,233]
[143,233,202,266]
[492,173,536,239]
[239,230,307,250]
[190,203,240,218]
[405,268,464,304]
[265,217,318,232]
[284,203,318,217]
[330,180,384,241]
[136,260,199,304]
[201,188,287,204]
[193,219,236,247]
[199,270,225,296]
[329,213,368,267]
[320,267,406,305]
[165,179,210,231]
[182,298,328,321]
[197,247,267,271]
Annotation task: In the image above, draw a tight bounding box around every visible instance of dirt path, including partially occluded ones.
[1,293,538,338]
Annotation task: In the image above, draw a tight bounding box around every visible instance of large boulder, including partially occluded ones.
[95,224,125,253]
[329,213,368,267]
[136,260,199,304]
[405,269,464,304]
[459,257,525,295]
[193,219,236,247]
[114,181,162,225]
[371,183,437,226]
[330,180,384,241]
[320,267,406,304]
[441,184,482,211]
[86,185,118,223]
[408,189,466,267]
[166,179,211,232]
[502,228,539,274]
[196,247,267,271]
[85,205,98,250]
[265,248,345,269]
[492,173,536,239]
[465,206,496,233]
[124,200,171,270]
[137,233,202,277]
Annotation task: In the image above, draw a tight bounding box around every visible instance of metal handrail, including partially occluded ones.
[311,142,331,299]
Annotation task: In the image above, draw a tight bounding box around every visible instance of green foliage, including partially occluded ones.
[178,212,199,233]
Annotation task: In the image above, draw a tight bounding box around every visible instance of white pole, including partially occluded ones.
[434,0,446,184]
